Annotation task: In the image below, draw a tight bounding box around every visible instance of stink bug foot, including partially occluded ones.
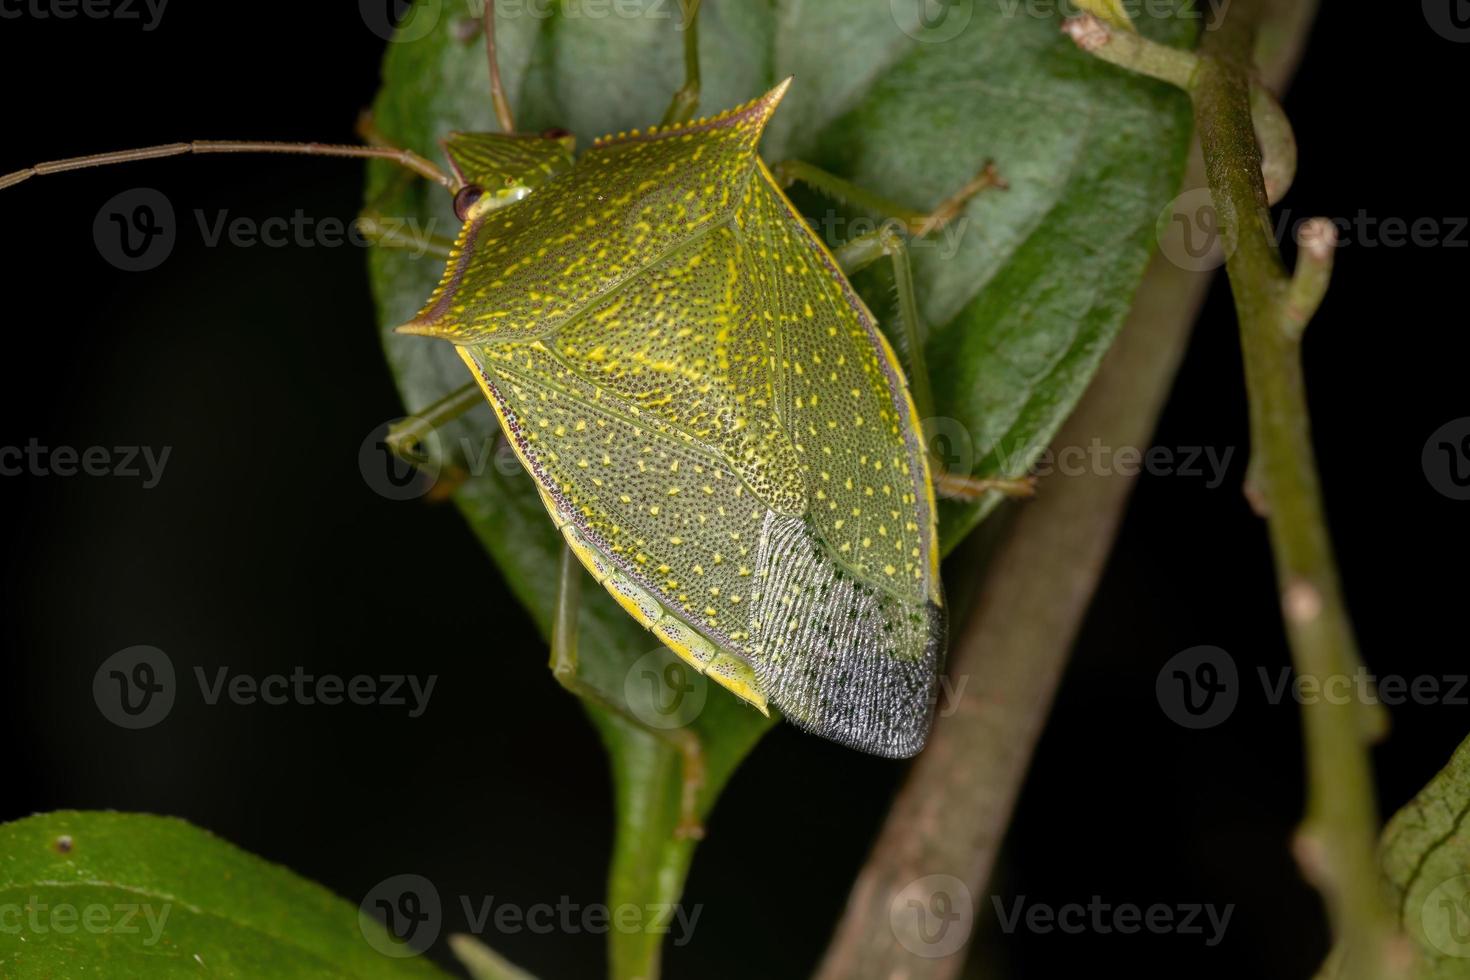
[771,158,1007,241]
[908,160,1009,238]
[935,473,1039,502]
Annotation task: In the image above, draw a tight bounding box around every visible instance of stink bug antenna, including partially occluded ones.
[0,140,454,193]
[484,0,517,134]
[0,8,520,193]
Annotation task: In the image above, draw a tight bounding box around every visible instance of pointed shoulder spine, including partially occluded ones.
[590,77,794,150]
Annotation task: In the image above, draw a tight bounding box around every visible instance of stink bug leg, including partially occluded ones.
[548,547,708,839]
[661,0,703,126]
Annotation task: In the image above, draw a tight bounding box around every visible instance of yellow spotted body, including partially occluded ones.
[402,80,943,757]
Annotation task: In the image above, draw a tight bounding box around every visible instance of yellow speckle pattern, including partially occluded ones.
[556,223,806,516]
[736,162,935,594]
[427,80,942,757]
[563,520,769,716]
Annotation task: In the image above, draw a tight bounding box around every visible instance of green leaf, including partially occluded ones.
[0,811,449,978]
[364,2,1191,976]
[1382,733,1470,978]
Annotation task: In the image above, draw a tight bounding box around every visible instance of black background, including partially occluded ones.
[0,3,1464,978]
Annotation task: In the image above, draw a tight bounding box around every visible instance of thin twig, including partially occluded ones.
[1187,2,1406,976]
[1062,14,1296,204]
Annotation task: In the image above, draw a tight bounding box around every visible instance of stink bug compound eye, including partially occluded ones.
[452,183,485,221]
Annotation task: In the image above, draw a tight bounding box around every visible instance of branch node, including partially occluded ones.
[1061,14,1199,90]
[1297,216,1339,260]
[1061,12,1110,52]
[1283,217,1337,340]
[1291,826,1334,890]
[1283,578,1324,624]
[1243,453,1271,517]
[1243,477,1270,518]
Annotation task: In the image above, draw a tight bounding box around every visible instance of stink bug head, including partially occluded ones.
[398,79,794,344]
[442,130,576,221]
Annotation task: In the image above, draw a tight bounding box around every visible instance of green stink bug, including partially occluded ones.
[405,77,947,758]
[0,2,1017,765]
